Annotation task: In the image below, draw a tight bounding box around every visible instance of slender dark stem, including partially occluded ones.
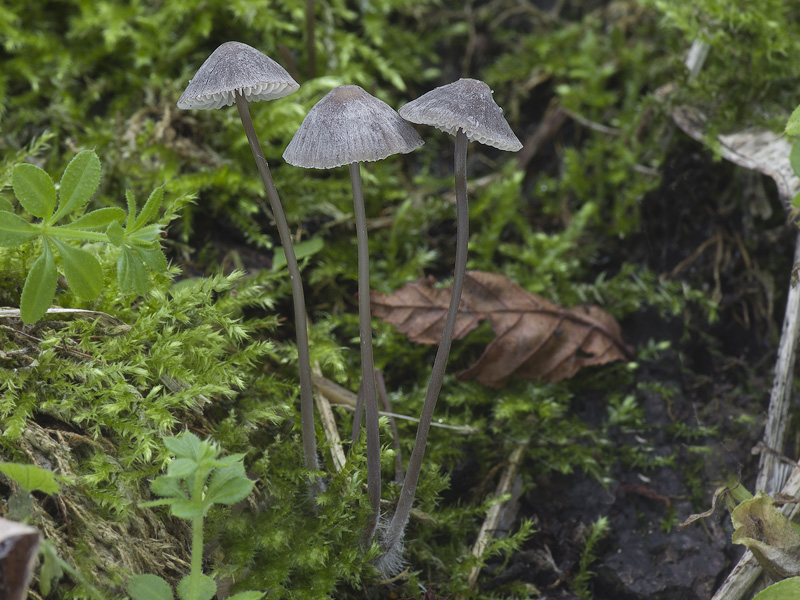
[351,380,365,445]
[350,162,381,543]
[381,129,469,555]
[188,474,206,600]
[235,93,321,489]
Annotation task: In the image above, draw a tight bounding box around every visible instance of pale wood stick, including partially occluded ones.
[467,440,530,590]
[312,361,347,472]
[711,237,800,600]
[756,235,800,494]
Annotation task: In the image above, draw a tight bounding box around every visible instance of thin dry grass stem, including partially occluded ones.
[377,567,410,585]
[466,439,530,591]
[311,374,478,434]
[312,360,347,472]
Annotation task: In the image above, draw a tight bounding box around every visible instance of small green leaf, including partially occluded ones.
[132,186,163,231]
[127,223,162,245]
[126,190,137,230]
[272,236,324,270]
[171,498,204,520]
[39,540,64,597]
[49,238,103,300]
[0,211,40,247]
[53,150,101,222]
[20,242,57,324]
[127,574,174,600]
[58,207,125,231]
[0,196,14,212]
[136,245,168,272]
[12,163,56,219]
[227,592,266,600]
[107,221,125,246]
[793,191,800,208]
[790,140,800,179]
[205,463,254,507]
[118,247,149,296]
[732,492,800,580]
[753,577,800,600]
[167,458,198,479]
[150,475,188,500]
[177,574,216,600]
[787,104,800,135]
[0,462,61,494]
[164,432,206,461]
[139,498,178,509]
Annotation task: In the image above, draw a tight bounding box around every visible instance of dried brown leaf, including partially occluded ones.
[371,271,634,387]
[370,274,483,344]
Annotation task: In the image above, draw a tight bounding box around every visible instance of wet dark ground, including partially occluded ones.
[471,140,797,599]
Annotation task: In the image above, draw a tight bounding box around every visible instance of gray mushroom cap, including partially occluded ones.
[398,78,522,152]
[283,85,424,169]
[177,41,299,110]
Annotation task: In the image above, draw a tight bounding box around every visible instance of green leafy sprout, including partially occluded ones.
[0,149,166,323]
[129,431,259,600]
[572,516,611,599]
[0,461,108,599]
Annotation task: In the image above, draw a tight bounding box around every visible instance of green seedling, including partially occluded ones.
[0,149,166,323]
[0,461,61,522]
[0,461,109,599]
[129,431,258,600]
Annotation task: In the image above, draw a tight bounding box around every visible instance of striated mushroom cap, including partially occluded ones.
[177,41,298,110]
[399,78,522,152]
[283,85,423,169]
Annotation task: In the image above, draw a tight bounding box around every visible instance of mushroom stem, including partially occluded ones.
[349,161,382,542]
[381,128,469,557]
[234,92,321,486]
[351,380,365,445]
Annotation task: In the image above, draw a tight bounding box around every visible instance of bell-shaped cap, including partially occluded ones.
[399,78,522,152]
[177,41,299,110]
[283,85,423,169]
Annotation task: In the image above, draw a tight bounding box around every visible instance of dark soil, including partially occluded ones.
[471,138,796,598]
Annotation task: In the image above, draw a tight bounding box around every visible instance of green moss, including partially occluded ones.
[0,0,753,597]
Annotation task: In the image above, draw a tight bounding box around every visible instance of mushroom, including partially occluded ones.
[284,85,423,539]
[177,42,322,488]
[380,78,522,565]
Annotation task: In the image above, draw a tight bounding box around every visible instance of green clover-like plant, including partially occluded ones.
[128,432,258,600]
[0,150,166,323]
